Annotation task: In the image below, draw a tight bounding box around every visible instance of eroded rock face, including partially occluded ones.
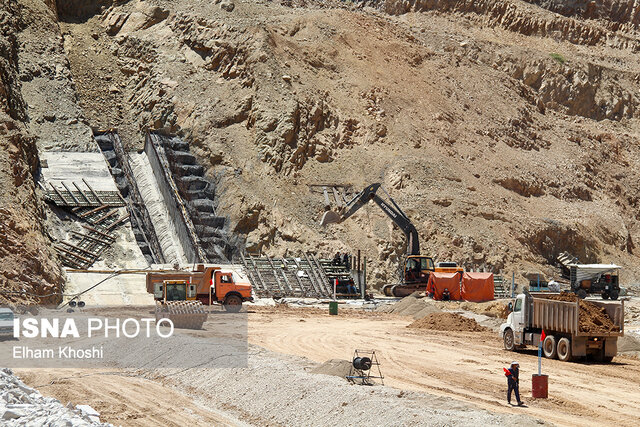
[48,0,640,287]
[0,0,63,305]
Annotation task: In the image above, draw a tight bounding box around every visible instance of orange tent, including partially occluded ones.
[461,272,494,302]
[427,272,461,301]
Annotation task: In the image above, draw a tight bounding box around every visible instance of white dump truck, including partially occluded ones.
[500,293,624,362]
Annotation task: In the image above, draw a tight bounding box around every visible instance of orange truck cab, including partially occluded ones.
[147,265,253,311]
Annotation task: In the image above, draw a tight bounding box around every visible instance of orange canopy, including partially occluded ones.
[461,272,494,302]
[427,272,461,301]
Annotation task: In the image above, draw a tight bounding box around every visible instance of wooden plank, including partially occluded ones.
[106,213,130,230]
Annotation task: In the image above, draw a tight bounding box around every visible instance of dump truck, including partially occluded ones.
[146,265,253,328]
[146,264,253,310]
[500,292,624,362]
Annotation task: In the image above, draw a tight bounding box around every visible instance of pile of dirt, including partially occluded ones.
[437,300,510,319]
[311,359,353,379]
[544,294,618,333]
[376,293,441,319]
[407,312,487,332]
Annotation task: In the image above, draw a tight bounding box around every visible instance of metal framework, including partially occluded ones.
[240,252,354,299]
[346,349,384,386]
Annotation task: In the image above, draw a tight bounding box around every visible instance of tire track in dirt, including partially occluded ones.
[249,311,640,426]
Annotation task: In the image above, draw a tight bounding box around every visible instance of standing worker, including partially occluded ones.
[504,361,524,406]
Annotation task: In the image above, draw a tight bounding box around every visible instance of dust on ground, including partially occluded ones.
[408,312,488,332]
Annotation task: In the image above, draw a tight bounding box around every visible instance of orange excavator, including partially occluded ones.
[321,183,445,297]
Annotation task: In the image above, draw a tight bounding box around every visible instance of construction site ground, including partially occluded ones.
[14,299,640,427]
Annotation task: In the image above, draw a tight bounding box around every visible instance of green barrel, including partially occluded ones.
[329,301,338,315]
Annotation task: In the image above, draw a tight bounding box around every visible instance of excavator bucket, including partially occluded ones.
[320,210,342,226]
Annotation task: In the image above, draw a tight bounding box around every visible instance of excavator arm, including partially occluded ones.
[320,183,420,256]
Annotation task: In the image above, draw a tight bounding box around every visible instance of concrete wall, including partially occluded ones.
[145,133,201,263]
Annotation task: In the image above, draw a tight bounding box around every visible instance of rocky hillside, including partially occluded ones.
[4,0,640,295]
[0,0,63,304]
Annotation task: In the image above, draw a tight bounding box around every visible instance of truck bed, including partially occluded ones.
[530,295,624,337]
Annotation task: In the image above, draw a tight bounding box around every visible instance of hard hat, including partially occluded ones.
[511,361,519,366]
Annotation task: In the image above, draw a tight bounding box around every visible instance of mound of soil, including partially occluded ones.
[407,312,487,332]
[377,293,441,319]
[544,294,618,333]
[311,359,353,379]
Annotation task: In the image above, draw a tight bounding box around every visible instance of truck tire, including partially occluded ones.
[601,291,610,300]
[610,289,619,300]
[503,329,515,351]
[577,289,587,299]
[543,335,558,359]
[557,337,572,362]
[224,295,242,313]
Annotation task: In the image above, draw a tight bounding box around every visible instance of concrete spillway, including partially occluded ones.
[129,152,189,266]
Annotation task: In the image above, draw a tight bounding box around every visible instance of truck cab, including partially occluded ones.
[209,270,252,312]
[147,266,253,312]
[500,294,529,348]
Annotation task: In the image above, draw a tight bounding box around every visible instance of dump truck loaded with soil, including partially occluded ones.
[501,292,624,362]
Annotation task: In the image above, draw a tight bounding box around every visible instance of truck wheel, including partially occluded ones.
[543,335,558,359]
[503,329,515,351]
[610,289,619,300]
[557,337,573,362]
[224,295,242,313]
[601,292,610,300]
[577,289,587,299]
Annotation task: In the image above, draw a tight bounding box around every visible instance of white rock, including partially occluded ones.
[76,404,100,417]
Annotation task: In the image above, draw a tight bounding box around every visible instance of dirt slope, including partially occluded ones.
[0,0,63,305]
[50,0,640,289]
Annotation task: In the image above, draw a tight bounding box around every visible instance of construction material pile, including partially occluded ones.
[407,313,487,332]
[0,368,111,426]
[376,293,441,319]
[545,294,618,333]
